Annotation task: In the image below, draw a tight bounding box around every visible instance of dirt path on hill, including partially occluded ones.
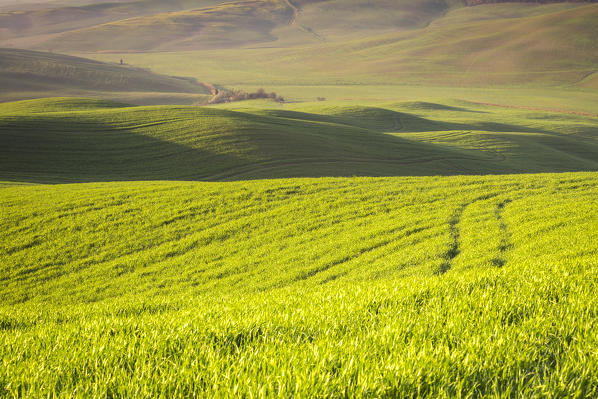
[283,0,299,25]
[199,82,218,96]
[282,0,325,41]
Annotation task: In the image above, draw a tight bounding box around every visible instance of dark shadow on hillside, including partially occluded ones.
[399,114,556,134]
[252,107,556,134]
[0,49,205,94]
[393,101,488,113]
[1,107,597,184]
[0,114,244,184]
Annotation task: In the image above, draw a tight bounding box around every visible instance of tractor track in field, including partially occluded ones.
[296,225,430,282]
[435,203,466,275]
[492,199,512,267]
[435,193,501,275]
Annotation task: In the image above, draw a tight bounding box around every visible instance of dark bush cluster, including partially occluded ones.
[209,88,285,104]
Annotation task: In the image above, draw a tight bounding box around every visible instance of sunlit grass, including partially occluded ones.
[1,172,597,397]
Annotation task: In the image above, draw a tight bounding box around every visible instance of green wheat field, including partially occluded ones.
[1,0,598,397]
[2,96,598,397]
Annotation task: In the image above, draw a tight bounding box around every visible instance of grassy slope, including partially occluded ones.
[1,97,597,183]
[0,1,595,99]
[0,0,227,44]
[0,1,597,395]
[9,0,294,52]
[0,0,458,51]
[84,2,598,88]
[1,173,597,396]
[0,48,210,104]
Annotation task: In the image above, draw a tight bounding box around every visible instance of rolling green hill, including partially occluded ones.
[1,173,597,396]
[0,48,210,104]
[1,97,597,183]
[1,1,598,397]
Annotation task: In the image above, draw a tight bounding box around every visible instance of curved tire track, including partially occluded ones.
[492,199,512,267]
[435,193,500,275]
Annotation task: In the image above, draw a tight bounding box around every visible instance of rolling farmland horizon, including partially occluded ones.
[1,0,597,397]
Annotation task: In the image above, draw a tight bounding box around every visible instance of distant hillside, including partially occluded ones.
[1,0,596,53]
[0,0,289,51]
[102,2,598,88]
[305,3,598,86]
[0,0,227,46]
[466,0,595,4]
[21,0,293,52]
[1,0,597,87]
[0,0,466,51]
[0,48,210,104]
